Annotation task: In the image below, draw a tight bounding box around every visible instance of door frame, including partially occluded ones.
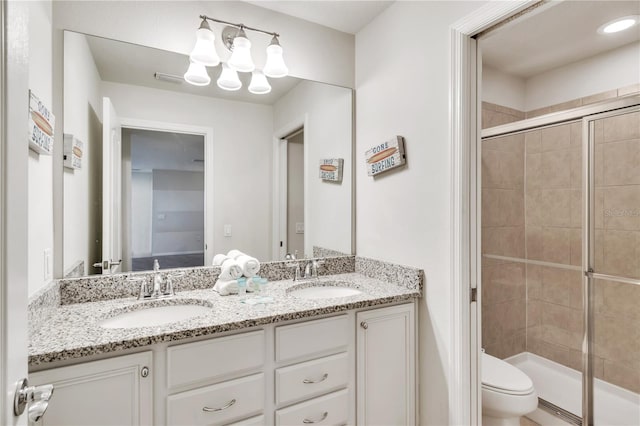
[1,0,30,423]
[272,116,308,260]
[449,1,539,424]
[119,118,214,267]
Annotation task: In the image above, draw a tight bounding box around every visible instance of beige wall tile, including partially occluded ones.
[541,267,572,306]
[526,99,582,119]
[542,227,571,264]
[526,226,542,260]
[542,149,572,188]
[603,185,640,231]
[527,299,542,327]
[570,189,582,229]
[618,83,640,97]
[483,133,525,153]
[526,264,542,299]
[541,123,571,151]
[595,187,604,229]
[482,226,525,258]
[581,90,617,106]
[570,147,582,189]
[525,152,541,191]
[482,261,526,305]
[570,228,582,267]
[602,139,640,186]
[603,360,640,394]
[541,189,572,227]
[482,148,524,189]
[525,130,541,154]
[526,189,542,226]
[570,121,582,147]
[483,189,525,227]
[542,323,582,351]
[602,111,640,143]
[598,279,640,321]
[594,313,640,366]
[600,230,640,279]
[595,143,604,186]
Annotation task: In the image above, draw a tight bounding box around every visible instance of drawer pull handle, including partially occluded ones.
[303,373,329,384]
[303,411,328,424]
[360,321,368,329]
[202,398,236,412]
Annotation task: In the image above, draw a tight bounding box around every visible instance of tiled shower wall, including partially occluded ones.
[482,102,640,393]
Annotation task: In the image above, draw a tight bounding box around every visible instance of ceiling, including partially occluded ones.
[245,0,394,34]
[85,33,301,106]
[481,0,640,78]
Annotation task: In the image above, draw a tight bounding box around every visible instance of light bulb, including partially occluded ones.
[217,63,242,91]
[599,16,639,34]
[263,36,288,78]
[228,29,255,73]
[189,20,220,67]
[248,71,271,95]
[184,61,211,86]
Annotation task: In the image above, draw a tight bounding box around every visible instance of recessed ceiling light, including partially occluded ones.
[598,15,639,34]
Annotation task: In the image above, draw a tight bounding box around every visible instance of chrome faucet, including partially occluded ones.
[289,258,325,281]
[132,260,183,300]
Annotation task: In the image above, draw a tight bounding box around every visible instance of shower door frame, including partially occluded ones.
[480,95,640,425]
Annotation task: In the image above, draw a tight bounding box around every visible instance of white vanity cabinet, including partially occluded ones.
[30,301,416,425]
[356,304,416,426]
[29,352,153,426]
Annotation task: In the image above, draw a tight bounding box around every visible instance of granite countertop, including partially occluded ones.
[29,272,420,367]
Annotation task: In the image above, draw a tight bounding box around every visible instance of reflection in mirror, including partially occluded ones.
[62,31,353,277]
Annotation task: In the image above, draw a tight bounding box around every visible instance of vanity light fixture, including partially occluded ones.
[598,15,639,34]
[186,14,288,94]
[183,61,211,86]
[154,72,184,84]
[248,70,272,94]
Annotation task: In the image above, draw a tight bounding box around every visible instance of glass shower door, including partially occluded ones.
[586,107,640,425]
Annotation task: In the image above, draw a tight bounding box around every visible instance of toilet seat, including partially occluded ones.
[482,353,534,396]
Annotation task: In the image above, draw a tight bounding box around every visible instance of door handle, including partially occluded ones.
[93,259,122,269]
[14,378,55,422]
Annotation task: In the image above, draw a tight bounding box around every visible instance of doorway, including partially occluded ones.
[121,128,205,271]
[286,128,305,258]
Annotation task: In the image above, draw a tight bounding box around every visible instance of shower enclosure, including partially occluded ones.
[481,96,640,424]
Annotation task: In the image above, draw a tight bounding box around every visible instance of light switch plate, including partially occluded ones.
[43,248,52,280]
[295,222,304,234]
[224,224,232,237]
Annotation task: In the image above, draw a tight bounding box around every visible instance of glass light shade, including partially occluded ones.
[248,71,271,95]
[263,43,288,78]
[183,61,211,86]
[228,36,255,73]
[217,63,242,91]
[190,27,220,67]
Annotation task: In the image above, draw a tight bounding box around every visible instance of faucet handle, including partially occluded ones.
[166,272,185,296]
[129,276,150,299]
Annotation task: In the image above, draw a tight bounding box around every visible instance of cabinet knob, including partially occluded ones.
[140,366,150,378]
[360,321,368,329]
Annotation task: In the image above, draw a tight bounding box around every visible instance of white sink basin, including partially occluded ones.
[288,282,362,299]
[100,303,211,329]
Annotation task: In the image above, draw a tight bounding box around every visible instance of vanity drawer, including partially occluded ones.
[275,388,349,426]
[167,330,264,389]
[167,373,264,425]
[275,352,349,406]
[226,414,265,425]
[275,315,349,363]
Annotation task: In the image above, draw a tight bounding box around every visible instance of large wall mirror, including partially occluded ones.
[62,31,353,277]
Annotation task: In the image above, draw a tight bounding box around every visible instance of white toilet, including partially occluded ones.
[482,352,538,426]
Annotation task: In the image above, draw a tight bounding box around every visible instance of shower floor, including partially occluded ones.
[506,352,640,426]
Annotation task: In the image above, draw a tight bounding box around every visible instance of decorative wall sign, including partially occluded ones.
[63,134,84,169]
[319,158,344,182]
[28,90,55,155]
[365,135,406,176]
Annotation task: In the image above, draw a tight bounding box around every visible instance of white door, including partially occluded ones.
[102,97,123,274]
[2,0,30,423]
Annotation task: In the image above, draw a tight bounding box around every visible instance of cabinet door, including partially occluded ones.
[356,303,415,426]
[29,352,153,426]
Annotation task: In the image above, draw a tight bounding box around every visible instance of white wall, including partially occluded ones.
[525,41,640,110]
[101,81,274,261]
[355,1,487,424]
[28,0,54,295]
[62,31,103,277]
[274,81,353,257]
[52,0,355,88]
[482,41,640,112]
[482,65,526,111]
